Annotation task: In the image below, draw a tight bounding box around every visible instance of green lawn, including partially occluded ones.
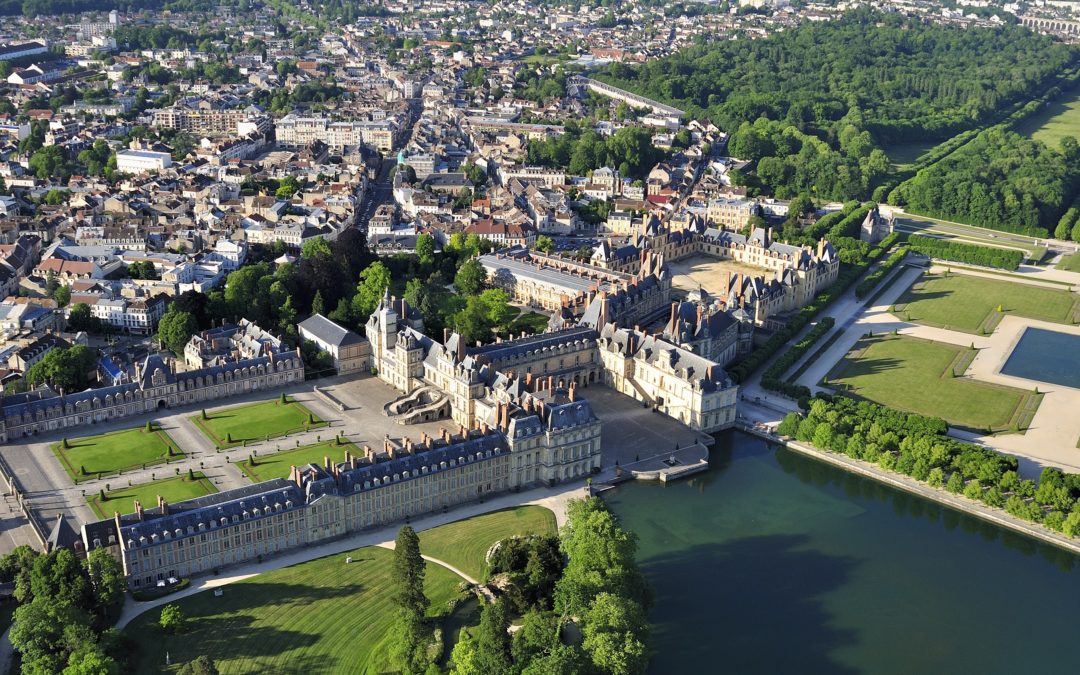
[87,473,217,519]
[1015,87,1080,148]
[506,310,551,336]
[418,506,557,581]
[894,273,1079,334]
[125,546,463,675]
[235,440,360,483]
[885,138,939,169]
[192,397,326,449]
[826,335,1038,433]
[52,426,184,483]
[123,506,559,673]
[1057,252,1080,273]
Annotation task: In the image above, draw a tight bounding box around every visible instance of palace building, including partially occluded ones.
[0,352,304,442]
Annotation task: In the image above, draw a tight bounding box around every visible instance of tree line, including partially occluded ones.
[779,396,1080,537]
[890,129,1079,237]
[907,234,1023,271]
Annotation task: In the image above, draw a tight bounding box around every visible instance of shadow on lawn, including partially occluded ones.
[139,615,338,674]
[837,357,904,378]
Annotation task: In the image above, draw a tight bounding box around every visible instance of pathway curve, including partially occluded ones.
[375,542,497,602]
[114,481,585,630]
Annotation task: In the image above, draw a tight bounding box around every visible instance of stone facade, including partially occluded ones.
[0,352,304,442]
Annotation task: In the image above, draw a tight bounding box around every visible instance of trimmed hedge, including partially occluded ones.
[855,247,908,299]
[907,234,1023,271]
[761,317,835,399]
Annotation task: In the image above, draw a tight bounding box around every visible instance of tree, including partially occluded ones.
[454,259,486,295]
[390,525,429,674]
[415,233,436,266]
[84,549,125,621]
[25,346,97,392]
[582,592,650,675]
[29,146,68,181]
[391,525,427,619]
[177,655,220,675]
[473,599,512,674]
[53,285,71,307]
[66,303,100,334]
[62,645,120,675]
[449,628,481,675]
[311,290,325,316]
[535,235,555,254]
[158,307,199,356]
[276,176,302,199]
[159,604,186,634]
[352,261,391,320]
[173,290,211,328]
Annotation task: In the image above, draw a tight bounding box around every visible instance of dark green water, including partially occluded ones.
[604,432,1080,675]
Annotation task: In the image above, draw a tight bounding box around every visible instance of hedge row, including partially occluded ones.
[760,316,835,399]
[826,205,873,242]
[907,234,1023,271]
[854,247,908,299]
[728,231,900,384]
[779,395,1080,537]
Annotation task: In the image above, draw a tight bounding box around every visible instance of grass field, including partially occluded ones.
[235,439,360,483]
[1057,252,1080,273]
[87,472,217,519]
[418,506,558,581]
[826,335,1038,433]
[192,397,326,449]
[507,310,551,336]
[894,273,1080,334]
[124,505,557,673]
[52,426,183,482]
[1015,87,1080,148]
[125,546,463,674]
[885,139,939,169]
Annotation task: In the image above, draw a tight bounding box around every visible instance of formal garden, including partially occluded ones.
[87,471,217,519]
[825,334,1041,434]
[235,438,360,483]
[51,423,184,483]
[893,272,1080,334]
[191,395,327,449]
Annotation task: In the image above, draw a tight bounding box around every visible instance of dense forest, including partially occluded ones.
[892,129,1080,236]
[597,10,1077,201]
[1,0,232,16]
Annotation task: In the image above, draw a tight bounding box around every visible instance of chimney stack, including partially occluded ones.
[134,499,144,521]
[441,427,452,443]
[364,445,375,463]
[569,382,577,402]
[157,495,168,516]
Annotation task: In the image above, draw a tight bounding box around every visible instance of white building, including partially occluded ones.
[115,150,172,174]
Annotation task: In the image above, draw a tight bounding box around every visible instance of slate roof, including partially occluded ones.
[298,313,364,347]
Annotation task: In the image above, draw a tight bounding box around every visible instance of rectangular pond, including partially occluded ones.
[1000,327,1080,389]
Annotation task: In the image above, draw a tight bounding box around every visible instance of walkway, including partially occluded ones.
[791,266,1080,476]
[375,542,497,602]
[114,481,587,630]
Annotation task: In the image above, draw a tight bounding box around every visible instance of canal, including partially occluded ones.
[604,431,1080,674]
